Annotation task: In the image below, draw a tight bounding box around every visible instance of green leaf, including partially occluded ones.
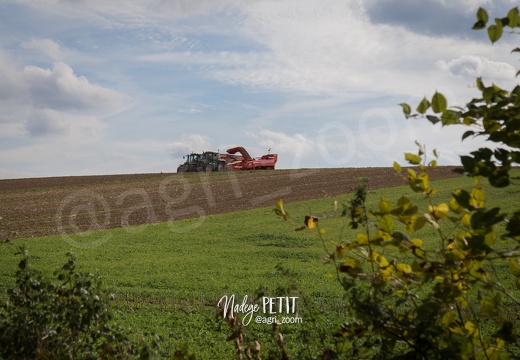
[513,47,520,53]
[426,115,440,124]
[393,161,402,172]
[416,97,431,114]
[499,17,510,27]
[460,155,475,173]
[495,321,516,343]
[431,92,447,113]
[452,189,472,209]
[379,198,393,214]
[489,170,510,188]
[462,131,475,141]
[487,23,503,43]
[507,7,519,28]
[476,7,489,24]
[412,216,426,232]
[509,259,520,277]
[476,77,485,91]
[399,103,412,116]
[379,215,395,233]
[481,298,498,318]
[472,20,486,30]
[405,153,422,165]
[441,110,459,125]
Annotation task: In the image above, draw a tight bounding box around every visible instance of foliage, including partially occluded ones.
[0,247,160,359]
[401,7,520,189]
[272,6,520,359]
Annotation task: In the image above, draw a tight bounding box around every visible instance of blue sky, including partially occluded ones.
[0,0,518,178]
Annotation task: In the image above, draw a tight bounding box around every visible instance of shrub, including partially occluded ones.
[0,247,160,359]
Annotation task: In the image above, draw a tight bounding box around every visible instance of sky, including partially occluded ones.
[0,0,519,179]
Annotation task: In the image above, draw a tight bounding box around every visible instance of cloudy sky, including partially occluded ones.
[0,0,518,179]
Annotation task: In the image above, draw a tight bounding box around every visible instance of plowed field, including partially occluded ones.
[0,167,461,239]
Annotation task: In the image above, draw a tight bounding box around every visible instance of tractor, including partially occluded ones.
[198,151,227,172]
[177,153,202,172]
[177,151,227,172]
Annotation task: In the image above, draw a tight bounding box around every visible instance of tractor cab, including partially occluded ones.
[199,151,224,172]
[177,152,202,172]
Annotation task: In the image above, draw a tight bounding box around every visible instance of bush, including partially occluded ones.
[0,247,160,359]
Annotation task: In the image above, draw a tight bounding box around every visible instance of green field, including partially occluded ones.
[1,171,520,358]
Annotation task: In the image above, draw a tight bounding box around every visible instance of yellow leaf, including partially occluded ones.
[305,216,318,229]
[274,198,290,220]
[410,238,423,247]
[376,229,392,241]
[447,239,457,251]
[449,325,464,335]
[369,251,380,263]
[377,254,389,267]
[407,168,417,181]
[379,198,393,214]
[345,257,361,269]
[276,198,284,209]
[429,203,449,220]
[357,233,368,245]
[464,321,479,337]
[417,172,430,191]
[405,152,422,165]
[449,195,464,214]
[469,187,485,208]
[461,213,471,227]
[509,259,520,277]
[380,267,393,282]
[396,263,412,274]
[412,247,426,259]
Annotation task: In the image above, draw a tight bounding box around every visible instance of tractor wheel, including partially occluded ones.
[177,166,186,173]
[218,163,225,172]
[205,165,213,172]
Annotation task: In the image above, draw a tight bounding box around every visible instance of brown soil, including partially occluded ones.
[0,167,461,239]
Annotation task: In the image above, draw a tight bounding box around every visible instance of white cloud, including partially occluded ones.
[5,0,242,28]
[136,0,513,101]
[21,38,71,61]
[23,62,126,111]
[437,55,517,83]
[0,51,25,104]
[168,134,212,156]
[24,109,107,138]
[253,129,314,168]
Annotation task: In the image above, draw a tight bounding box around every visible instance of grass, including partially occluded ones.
[1,170,519,358]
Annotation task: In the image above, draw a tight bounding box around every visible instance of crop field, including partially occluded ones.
[1,167,519,358]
